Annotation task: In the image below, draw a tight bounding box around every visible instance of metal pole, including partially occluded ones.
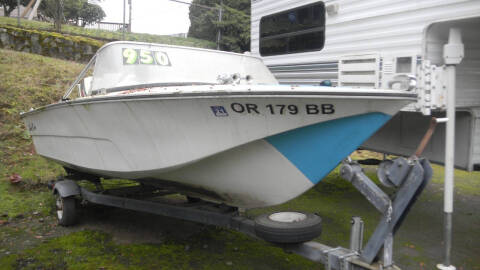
[444,64,456,268]
[122,0,126,40]
[216,0,223,50]
[437,28,463,270]
[17,0,20,26]
[128,0,132,33]
[349,216,364,252]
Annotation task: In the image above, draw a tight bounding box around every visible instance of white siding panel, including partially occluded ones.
[252,0,480,65]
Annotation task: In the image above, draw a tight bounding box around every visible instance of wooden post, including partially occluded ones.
[20,0,36,18]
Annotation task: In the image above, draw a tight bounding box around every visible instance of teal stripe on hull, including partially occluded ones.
[266,113,391,184]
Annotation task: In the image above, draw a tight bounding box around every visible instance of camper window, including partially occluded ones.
[259,2,325,56]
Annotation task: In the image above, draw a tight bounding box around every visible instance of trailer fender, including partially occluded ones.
[53,179,81,198]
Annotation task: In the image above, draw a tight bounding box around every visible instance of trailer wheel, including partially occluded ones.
[254,212,321,243]
[55,193,77,226]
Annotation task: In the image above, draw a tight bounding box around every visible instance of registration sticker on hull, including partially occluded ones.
[210,106,229,117]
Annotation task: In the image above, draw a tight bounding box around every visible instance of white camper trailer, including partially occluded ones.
[251,0,480,171]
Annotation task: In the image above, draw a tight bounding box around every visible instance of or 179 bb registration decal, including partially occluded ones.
[210,103,335,117]
[122,48,171,66]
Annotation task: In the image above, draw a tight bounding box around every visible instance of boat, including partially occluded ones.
[21,41,416,208]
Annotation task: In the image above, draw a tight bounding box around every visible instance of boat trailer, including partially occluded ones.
[52,118,438,270]
[51,154,431,270]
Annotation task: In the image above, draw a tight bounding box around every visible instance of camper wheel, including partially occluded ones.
[254,212,321,243]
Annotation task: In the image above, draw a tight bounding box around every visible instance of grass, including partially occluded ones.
[0,181,54,218]
[0,229,320,270]
[0,49,81,185]
[0,17,216,49]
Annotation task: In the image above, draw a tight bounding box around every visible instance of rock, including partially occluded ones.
[203,244,208,249]
[233,247,239,252]
[33,211,39,216]
[0,32,10,46]
[84,45,93,55]
[39,218,44,223]
[74,52,82,61]
[31,33,39,43]
[31,34,42,53]
[184,245,190,251]
[64,39,74,46]
[226,261,233,266]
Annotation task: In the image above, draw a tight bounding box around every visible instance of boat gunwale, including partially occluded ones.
[21,89,417,117]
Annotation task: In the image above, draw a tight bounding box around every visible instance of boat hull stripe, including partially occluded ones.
[266,113,391,184]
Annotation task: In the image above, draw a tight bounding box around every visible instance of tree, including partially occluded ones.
[39,0,105,27]
[1,0,30,17]
[188,0,250,53]
[78,1,104,26]
[62,0,82,24]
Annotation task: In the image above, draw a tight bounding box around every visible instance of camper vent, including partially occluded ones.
[268,62,339,86]
[338,54,380,88]
[383,61,394,74]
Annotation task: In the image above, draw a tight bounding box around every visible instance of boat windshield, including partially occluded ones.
[89,42,278,93]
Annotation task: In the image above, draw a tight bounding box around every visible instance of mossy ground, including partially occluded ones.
[0,17,216,49]
[0,49,479,269]
[0,229,321,270]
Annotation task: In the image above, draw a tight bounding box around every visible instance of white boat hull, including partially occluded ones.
[23,85,415,208]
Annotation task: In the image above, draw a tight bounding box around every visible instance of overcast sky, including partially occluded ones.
[97,0,193,35]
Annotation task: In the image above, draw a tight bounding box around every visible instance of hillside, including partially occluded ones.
[0,49,82,183]
[0,17,216,49]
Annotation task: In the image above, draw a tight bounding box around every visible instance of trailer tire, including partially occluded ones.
[55,193,77,226]
[254,212,321,243]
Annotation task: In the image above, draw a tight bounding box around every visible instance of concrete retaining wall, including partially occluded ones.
[0,25,104,62]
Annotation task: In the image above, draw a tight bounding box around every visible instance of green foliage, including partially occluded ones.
[0,0,29,17]
[78,1,105,26]
[39,0,105,27]
[188,0,250,52]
